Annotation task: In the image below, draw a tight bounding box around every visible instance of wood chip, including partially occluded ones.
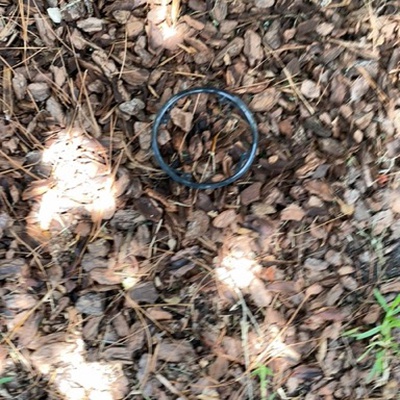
[243,30,264,67]
[0,258,25,280]
[77,17,104,32]
[28,82,50,102]
[127,281,159,304]
[170,108,193,132]
[212,209,237,228]
[281,204,306,221]
[75,293,105,316]
[240,182,262,206]
[213,37,244,67]
[301,80,321,99]
[249,88,279,112]
[157,340,195,362]
[185,210,210,240]
[255,0,275,7]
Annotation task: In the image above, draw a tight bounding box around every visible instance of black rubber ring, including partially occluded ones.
[151,87,258,190]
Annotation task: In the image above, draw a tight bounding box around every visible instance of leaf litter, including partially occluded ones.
[0,0,400,399]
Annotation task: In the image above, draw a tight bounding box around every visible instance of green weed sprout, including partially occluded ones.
[345,289,400,383]
[252,365,276,400]
[0,377,13,385]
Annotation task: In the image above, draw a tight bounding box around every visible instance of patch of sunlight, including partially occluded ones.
[157,0,182,42]
[32,335,128,400]
[160,22,178,40]
[30,129,117,231]
[216,249,261,289]
[268,337,301,361]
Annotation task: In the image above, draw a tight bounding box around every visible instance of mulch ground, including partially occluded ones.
[1,0,400,399]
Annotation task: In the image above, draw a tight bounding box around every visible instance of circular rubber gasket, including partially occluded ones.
[151,87,259,190]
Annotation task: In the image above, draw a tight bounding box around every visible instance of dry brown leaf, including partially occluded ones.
[222,336,243,360]
[4,293,37,310]
[350,76,369,102]
[266,281,297,294]
[390,196,400,213]
[315,308,346,322]
[102,347,134,362]
[382,380,399,400]
[362,304,380,324]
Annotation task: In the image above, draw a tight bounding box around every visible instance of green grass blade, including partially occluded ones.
[351,325,381,339]
[343,328,360,336]
[0,377,13,385]
[387,318,400,328]
[374,289,389,313]
[389,295,400,309]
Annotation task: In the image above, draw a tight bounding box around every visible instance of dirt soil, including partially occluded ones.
[1,0,400,399]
